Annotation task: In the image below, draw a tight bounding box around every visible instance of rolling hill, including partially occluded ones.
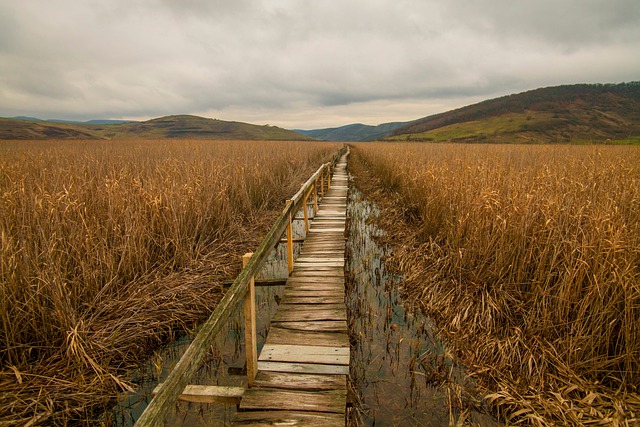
[0,115,312,140]
[295,121,410,142]
[388,82,640,144]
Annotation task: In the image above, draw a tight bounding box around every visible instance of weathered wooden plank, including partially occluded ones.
[293,266,344,272]
[152,384,244,404]
[259,344,349,363]
[283,285,344,293]
[233,410,344,426]
[287,276,344,283]
[253,371,346,390]
[239,388,346,413]
[308,228,345,233]
[290,272,344,278]
[272,308,346,322]
[297,250,344,255]
[283,290,344,298]
[291,272,344,278]
[258,361,350,375]
[270,320,347,332]
[266,327,349,347]
[296,257,344,263]
[279,295,343,304]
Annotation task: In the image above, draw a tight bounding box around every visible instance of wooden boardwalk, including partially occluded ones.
[232,153,350,425]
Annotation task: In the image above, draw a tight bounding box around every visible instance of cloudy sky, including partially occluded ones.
[1,0,639,129]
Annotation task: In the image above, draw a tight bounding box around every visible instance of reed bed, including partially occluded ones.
[349,142,640,425]
[0,139,338,425]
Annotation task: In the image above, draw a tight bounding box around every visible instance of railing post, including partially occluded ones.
[286,212,294,274]
[327,165,332,190]
[242,253,257,387]
[320,171,325,198]
[313,181,319,213]
[302,191,309,234]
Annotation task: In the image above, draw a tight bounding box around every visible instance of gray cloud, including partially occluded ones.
[0,0,639,128]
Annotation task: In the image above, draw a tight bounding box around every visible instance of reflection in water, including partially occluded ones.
[346,188,497,426]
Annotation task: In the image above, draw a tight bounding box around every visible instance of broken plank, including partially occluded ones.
[152,384,244,404]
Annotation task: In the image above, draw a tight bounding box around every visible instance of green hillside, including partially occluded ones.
[0,115,312,140]
[388,82,640,144]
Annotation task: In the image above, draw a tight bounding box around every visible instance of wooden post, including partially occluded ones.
[327,165,332,190]
[320,172,325,198]
[286,212,294,274]
[242,253,257,387]
[313,182,319,213]
[302,192,309,234]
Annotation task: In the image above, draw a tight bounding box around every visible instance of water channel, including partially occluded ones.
[110,183,497,426]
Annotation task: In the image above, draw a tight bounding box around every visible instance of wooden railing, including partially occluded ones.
[135,146,348,426]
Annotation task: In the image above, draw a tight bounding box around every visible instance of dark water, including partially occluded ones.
[345,188,498,426]
[110,191,497,426]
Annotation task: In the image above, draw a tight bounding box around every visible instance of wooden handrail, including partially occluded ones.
[134,145,347,426]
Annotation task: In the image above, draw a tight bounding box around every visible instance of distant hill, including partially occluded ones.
[295,121,410,142]
[388,82,640,144]
[0,115,312,140]
[11,116,133,125]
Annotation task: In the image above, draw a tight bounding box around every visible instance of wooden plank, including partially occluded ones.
[283,289,344,297]
[259,344,349,365]
[283,285,344,293]
[277,303,345,311]
[293,266,344,272]
[152,384,244,404]
[272,307,346,322]
[279,295,343,304]
[233,411,344,426]
[296,258,344,263]
[266,327,349,347]
[239,388,346,413]
[270,320,347,332]
[286,277,344,284]
[258,361,349,375]
[253,371,346,390]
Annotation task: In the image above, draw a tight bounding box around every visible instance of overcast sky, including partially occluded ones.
[1,0,639,129]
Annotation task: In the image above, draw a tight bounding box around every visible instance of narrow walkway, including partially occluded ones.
[232,153,350,425]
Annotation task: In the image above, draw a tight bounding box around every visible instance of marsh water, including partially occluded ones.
[346,188,497,426]
[111,185,497,426]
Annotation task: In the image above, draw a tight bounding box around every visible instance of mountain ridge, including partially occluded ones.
[0,114,312,140]
[388,82,640,143]
[294,121,410,142]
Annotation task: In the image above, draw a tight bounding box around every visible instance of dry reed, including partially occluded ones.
[0,139,338,425]
[350,142,640,425]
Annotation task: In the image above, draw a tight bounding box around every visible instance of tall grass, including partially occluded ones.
[0,139,338,425]
[350,143,640,425]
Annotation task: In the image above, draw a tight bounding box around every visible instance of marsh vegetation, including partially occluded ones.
[0,139,338,425]
[350,142,640,425]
